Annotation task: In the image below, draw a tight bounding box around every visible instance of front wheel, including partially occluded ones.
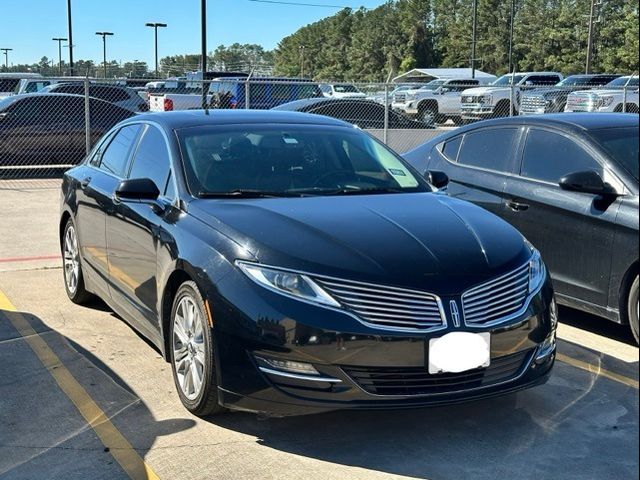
[62,219,93,304]
[627,276,639,344]
[170,281,225,416]
[418,104,438,126]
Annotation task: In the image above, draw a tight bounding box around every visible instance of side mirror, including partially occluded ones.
[559,170,617,196]
[115,178,160,200]
[427,170,449,189]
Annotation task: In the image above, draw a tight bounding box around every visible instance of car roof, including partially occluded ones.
[129,109,354,129]
[273,97,373,111]
[6,92,129,107]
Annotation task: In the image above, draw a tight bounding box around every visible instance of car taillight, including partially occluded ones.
[164,98,174,111]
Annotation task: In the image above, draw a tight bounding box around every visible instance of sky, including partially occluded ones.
[0,0,385,67]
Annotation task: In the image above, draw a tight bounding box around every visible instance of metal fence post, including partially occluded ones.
[383,83,389,145]
[84,76,91,155]
[245,78,250,109]
[509,76,514,117]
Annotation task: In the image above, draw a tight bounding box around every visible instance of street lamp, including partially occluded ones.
[52,37,68,75]
[95,32,114,78]
[67,0,74,75]
[0,48,12,70]
[145,22,167,77]
[201,0,207,110]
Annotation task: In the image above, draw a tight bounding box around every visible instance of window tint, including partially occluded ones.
[442,136,462,162]
[128,126,172,194]
[98,125,141,177]
[92,86,130,102]
[521,129,601,183]
[55,84,84,95]
[527,75,561,85]
[457,128,517,172]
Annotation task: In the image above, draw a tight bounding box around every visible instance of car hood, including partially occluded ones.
[570,89,628,96]
[462,86,510,95]
[189,193,530,295]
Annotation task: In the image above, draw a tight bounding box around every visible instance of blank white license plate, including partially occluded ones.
[428,332,491,374]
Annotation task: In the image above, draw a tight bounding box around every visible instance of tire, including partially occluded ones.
[62,218,93,304]
[418,103,438,126]
[169,281,225,416]
[627,276,639,344]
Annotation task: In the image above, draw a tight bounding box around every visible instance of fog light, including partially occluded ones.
[255,355,320,375]
[535,331,556,364]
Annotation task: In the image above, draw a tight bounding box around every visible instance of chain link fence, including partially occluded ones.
[1,74,638,181]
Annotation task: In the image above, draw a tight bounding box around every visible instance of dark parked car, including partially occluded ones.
[519,74,622,115]
[273,98,434,129]
[40,83,149,112]
[0,93,134,174]
[404,113,639,342]
[209,77,323,110]
[60,110,556,417]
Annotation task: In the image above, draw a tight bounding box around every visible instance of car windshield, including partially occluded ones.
[557,76,590,86]
[590,127,639,182]
[420,80,446,91]
[605,77,639,88]
[334,84,359,93]
[492,74,526,86]
[178,125,429,197]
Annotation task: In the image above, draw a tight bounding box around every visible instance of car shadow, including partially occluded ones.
[559,305,637,346]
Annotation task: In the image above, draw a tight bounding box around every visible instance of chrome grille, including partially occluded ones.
[462,95,482,104]
[566,93,596,112]
[315,277,445,331]
[462,263,530,326]
[519,94,547,114]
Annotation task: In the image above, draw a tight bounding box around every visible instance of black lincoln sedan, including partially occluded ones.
[404,113,639,343]
[60,110,556,416]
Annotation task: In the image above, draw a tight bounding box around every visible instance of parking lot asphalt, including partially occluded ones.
[0,179,638,480]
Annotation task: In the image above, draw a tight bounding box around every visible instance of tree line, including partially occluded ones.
[273,0,639,81]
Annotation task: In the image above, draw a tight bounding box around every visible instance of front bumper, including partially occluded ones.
[208,271,556,416]
[460,105,496,119]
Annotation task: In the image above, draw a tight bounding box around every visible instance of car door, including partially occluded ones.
[75,124,143,292]
[428,126,522,216]
[106,124,175,335]
[501,127,622,306]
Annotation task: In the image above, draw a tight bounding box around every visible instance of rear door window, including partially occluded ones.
[457,128,518,172]
[441,136,463,162]
[520,128,601,183]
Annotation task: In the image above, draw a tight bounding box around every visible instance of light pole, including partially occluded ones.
[95,32,114,78]
[201,0,207,110]
[508,0,515,74]
[470,0,477,78]
[145,22,167,77]
[53,37,67,75]
[1,48,12,70]
[67,0,74,75]
[299,45,306,77]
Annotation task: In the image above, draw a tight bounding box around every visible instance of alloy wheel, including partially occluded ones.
[63,225,80,295]
[172,295,207,400]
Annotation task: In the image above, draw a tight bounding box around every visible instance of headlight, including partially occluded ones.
[527,245,546,293]
[480,94,493,104]
[404,93,416,101]
[236,261,340,307]
[599,96,614,107]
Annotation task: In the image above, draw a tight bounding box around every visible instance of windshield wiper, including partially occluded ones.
[197,189,307,198]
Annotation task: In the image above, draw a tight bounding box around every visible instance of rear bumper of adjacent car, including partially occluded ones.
[210,272,556,416]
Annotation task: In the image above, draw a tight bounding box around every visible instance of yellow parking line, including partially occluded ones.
[557,353,639,390]
[0,288,160,480]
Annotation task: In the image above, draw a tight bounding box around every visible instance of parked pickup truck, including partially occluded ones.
[565,76,639,113]
[0,73,43,99]
[391,77,494,125]
[519,74,622,114]
[150,76,323,111]
[460,72,563,120]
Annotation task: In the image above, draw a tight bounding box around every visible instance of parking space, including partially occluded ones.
[0,180,638,480]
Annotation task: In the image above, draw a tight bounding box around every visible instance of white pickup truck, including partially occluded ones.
[0,73,44,99]
[391,77,493,125]
[460,72,563,120]
[565,76,639,113]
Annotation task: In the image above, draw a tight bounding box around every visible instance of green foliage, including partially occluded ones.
[272,0,638,80]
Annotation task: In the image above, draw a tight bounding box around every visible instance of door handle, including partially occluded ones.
[507,200,529,212]
[80,177,91,190]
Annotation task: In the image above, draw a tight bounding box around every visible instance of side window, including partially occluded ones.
[128,126,172,196]
[98,124,142,177]
[520,129,601,183]
[527,75,561,85]
[441,136,463,162]
[457,128,518,172]
[271,84,292,101]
